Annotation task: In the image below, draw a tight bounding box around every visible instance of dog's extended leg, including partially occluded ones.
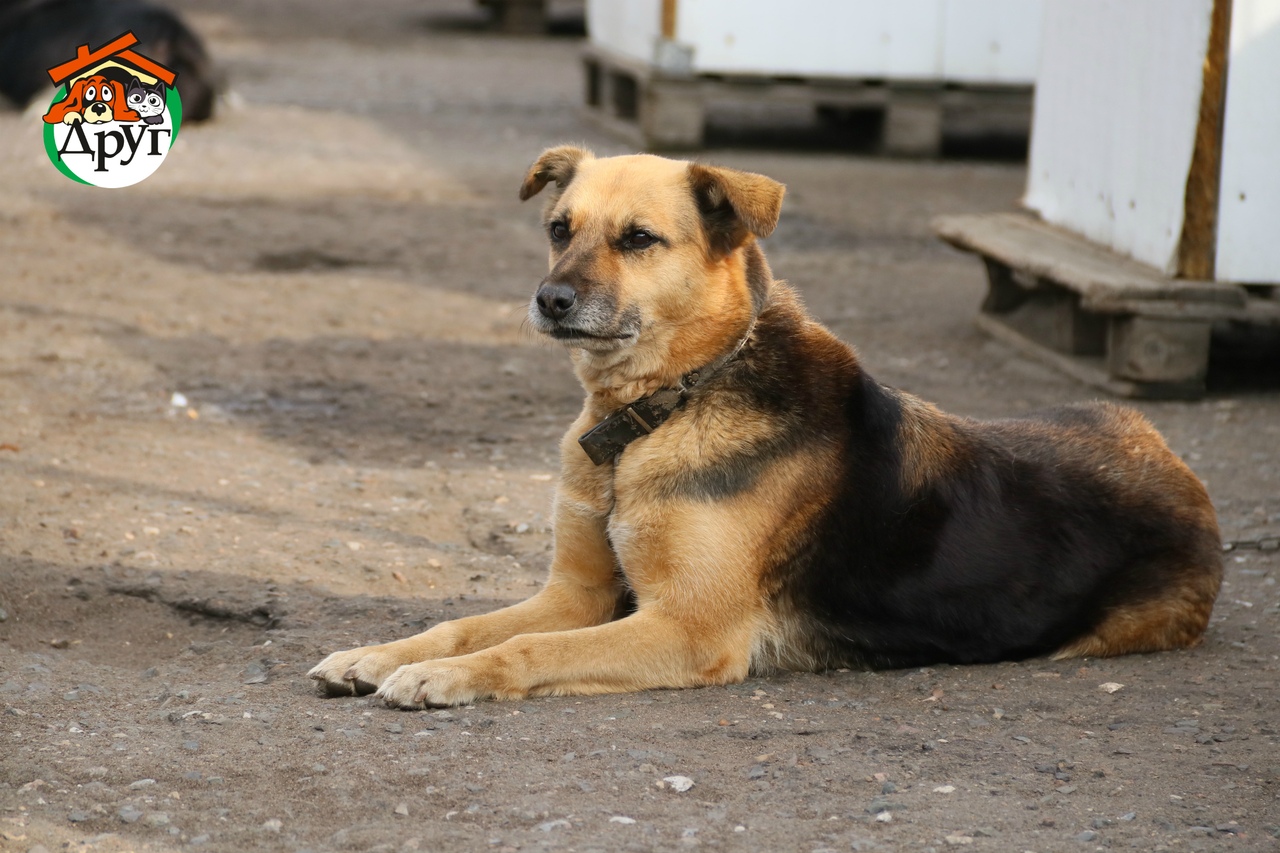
[375,494,783,707]
[310,426,619,695]
[309,574,619,695]
[376,604,759,707]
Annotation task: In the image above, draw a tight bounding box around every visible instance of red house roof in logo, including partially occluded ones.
[46,31,177,87]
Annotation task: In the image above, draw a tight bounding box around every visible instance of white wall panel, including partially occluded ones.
[1024,0,1214,274]
[941,0,1044,83]
[588,0,1041,84]
[676,0,945,80]
[1215,0,1280,284]
[586,0,664,64]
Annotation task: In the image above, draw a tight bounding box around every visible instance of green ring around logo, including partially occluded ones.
[42,83,184,188]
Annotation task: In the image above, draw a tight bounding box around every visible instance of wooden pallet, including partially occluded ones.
[477,0,547,34]
[935,212,1280,398]
[582,44,1031,154]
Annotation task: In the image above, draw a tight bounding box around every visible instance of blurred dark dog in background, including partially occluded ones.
[0,0,219,120]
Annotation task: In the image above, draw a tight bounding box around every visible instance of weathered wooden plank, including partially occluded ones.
[935,212,1246,307]
[981,260,1106,355]
[483,0,547,34]
[581,46,1029,153]
[1106,316,1212,383]
[640,80,705,149]
[974,313,1206,399]
[883,87,944,157]
[941,212,1276,398]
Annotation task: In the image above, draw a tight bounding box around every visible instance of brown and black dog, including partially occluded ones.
[310,147,1222,708]
[1,0,218,121]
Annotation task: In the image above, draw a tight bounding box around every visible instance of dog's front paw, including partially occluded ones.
[308,645,410,696]
[377,661,495,709]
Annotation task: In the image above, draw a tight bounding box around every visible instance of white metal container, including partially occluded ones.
[1023,0,1214,276]
[1215,0,1280,283]
[1025,0,1279,284]
[586,0,1043,84]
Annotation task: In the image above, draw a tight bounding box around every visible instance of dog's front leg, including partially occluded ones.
[310,421,621,695]
[377,604,758,707]
[377,500,773,706]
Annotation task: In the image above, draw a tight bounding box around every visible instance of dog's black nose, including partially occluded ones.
[536,282,577,321]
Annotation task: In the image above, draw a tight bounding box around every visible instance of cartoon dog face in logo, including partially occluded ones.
[43,75,140,125]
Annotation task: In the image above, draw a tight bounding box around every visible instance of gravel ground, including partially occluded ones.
[1,2,1278,851]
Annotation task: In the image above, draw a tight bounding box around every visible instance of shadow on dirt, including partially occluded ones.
[115,331,581,469]
[1208,318,1280,396]
[417,5,586,38]
[702,104,1029,161]
[0,552,506,674]
[48,192,546,302]
[0,555,269,670]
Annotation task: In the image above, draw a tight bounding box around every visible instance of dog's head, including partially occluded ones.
[520,146,784,388]
[76,75,138,124]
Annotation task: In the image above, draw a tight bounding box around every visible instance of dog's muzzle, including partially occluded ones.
[529,283,637,350]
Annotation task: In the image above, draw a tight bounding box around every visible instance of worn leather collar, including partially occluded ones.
[578,323,755,466]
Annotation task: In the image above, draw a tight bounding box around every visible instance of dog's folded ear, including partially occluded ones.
[688,163,785,255]
[519,145,594,201]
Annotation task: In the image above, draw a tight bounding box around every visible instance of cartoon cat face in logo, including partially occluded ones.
[125,76,167,125]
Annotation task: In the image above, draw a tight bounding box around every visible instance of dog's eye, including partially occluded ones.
[101,86,112,101]
[549,221,570,243]
[623,230,658,250]
[85,85,96,100]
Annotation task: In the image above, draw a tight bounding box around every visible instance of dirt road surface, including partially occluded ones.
[2,2,1278,851]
